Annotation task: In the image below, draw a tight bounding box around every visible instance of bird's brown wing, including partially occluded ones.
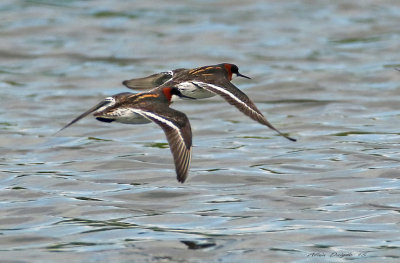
[191,81,296,142]
[56,97,115,133]
[122,69,186,90]
[133,107,192,183]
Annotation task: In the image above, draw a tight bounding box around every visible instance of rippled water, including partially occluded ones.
[1,0,400,262]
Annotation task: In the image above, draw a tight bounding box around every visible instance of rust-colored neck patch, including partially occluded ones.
[224,64,233,80]
[162,87,173,102]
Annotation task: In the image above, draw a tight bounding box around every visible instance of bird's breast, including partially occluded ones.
[175,82,215,100]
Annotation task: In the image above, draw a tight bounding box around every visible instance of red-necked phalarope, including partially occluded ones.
[123,63,296,141]
[58,87,194,183]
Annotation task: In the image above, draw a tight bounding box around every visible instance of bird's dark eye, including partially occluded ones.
[231,65,239,74]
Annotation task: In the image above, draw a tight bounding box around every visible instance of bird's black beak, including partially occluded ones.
[237,72,251,79]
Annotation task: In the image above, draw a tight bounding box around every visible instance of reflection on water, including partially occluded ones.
[1,0,400,262]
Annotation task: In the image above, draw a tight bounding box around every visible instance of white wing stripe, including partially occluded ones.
[133,109,186,144]
[191,81,260,116]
